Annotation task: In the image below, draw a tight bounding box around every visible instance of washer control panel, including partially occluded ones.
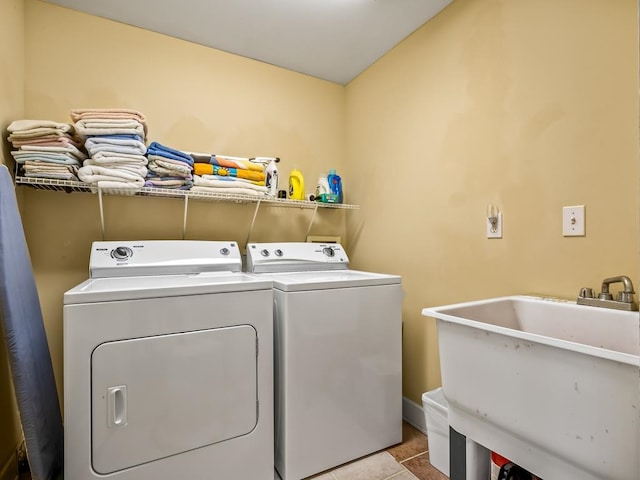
[89,240,242,278]
[246,242,349,273]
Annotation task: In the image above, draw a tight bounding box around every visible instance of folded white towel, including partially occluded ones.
[7,119,72,133]
[89,181,144,193]
[194,175,268,193]
[75,119,145,138]
[85,137,147,156]
[78,165,145,187]
[83,159,148,178]
[92,151,148,165]
[190,185,265,196]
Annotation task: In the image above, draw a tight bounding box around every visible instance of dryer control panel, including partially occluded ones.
[89,240,242,278]
[246,242,349,273]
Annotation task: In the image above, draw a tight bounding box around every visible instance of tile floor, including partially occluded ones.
[300,421,449,480]
[20,422,448,480]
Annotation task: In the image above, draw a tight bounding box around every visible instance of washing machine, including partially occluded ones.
[246,242,403,480]
[63,240,274,480]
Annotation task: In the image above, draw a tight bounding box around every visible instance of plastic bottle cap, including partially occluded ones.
[328,169,336,174]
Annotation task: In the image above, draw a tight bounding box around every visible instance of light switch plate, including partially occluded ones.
[563,205,585,236]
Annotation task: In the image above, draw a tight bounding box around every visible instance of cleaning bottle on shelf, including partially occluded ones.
[264,160,279,197]
[288,169,305,200]
[250,157,280,197]
[315,172,331,202]
[327,169,343,204]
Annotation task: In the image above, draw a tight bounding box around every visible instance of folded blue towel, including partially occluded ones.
[147,142,193,165]
[86,134,144,142]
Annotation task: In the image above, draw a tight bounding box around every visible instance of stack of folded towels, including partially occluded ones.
[72,108,148,192]
[145,142,194,190]
[7,120,86,181]
[190,153,268,196]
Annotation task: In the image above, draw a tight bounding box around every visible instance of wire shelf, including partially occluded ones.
[14,176,359,210]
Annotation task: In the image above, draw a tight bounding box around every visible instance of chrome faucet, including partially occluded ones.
[577,275,638,311]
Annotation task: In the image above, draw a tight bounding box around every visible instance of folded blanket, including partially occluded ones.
[194,175,268,194]
[190,185,265,196]
[148,157,193,176]
[11,151,81,166]
[92,151,148,165]
[22,162,78,181]
[86,133,144,141]
[87,180,144,192]
[7,120,72,133]
[23,161,78,173]
[85,137,147,156]
[8,127,72,140]
[145,177,192,187]
[147,142,193,165]
[21,144,87,160]
[70,108,146,124]
[144,181,193,190]
[78,165,145,187]
[23,172,78,181]
[83,159,148,178]
[75,119,145,138]
[190,153,264,172]
[194,163,266,182]
[9,135,82,149]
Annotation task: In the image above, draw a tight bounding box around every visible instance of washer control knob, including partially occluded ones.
[261,249,270,257]
[322,246,335,257]
[220,247,230,256]
[112,246,133,260]
[275,249,283,257]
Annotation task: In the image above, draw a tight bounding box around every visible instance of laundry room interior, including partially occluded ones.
[0,0,638,480]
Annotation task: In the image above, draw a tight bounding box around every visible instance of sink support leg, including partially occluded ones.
[450,426,467,480]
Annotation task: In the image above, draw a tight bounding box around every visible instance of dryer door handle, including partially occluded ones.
[107,385,128,427]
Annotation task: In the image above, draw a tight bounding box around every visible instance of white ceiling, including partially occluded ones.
[42,0,453,84]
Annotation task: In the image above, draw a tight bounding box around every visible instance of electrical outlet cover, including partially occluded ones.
[487,212,503,238]
[562,205,585,236]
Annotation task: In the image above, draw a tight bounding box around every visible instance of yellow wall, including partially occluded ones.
[22,0,347,405]
[0,0,25,477]
[346,0,639,402]
[3,1,638,454]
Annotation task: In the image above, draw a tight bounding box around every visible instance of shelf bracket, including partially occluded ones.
[245,200,262,247]
[303,203,319,241]
[182,194,189,240]
[97,187,105,240]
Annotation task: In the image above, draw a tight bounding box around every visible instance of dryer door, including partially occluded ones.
[91,325,257,474]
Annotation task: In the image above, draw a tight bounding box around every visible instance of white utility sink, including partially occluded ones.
[422,295,639,480]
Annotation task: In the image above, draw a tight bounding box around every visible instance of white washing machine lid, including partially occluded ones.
[259,269,401,292]
[64,272,272,304]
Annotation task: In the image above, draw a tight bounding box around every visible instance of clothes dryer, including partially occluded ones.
[246,242,403,480]
[64,240,273,480]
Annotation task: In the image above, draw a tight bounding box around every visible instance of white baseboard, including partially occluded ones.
[0,451,17,480]
[402,396,427,434]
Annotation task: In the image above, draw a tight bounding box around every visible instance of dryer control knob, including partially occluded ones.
[275,249,283,257]
[322,246,335,257]
[220,248,230,256]
[261,249,270,257]
[112,246,133,260]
